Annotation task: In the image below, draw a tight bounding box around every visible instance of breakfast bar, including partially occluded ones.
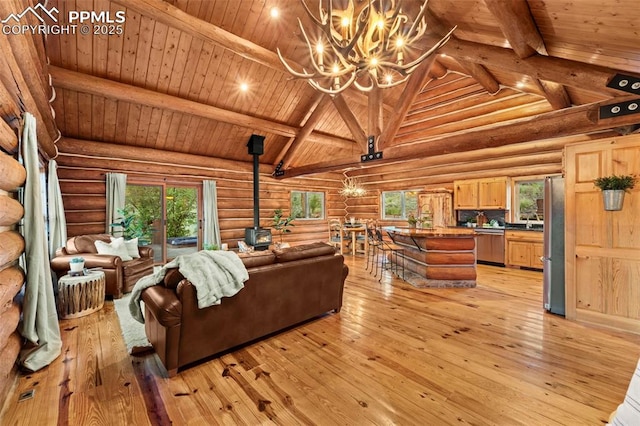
[386,227,476,288]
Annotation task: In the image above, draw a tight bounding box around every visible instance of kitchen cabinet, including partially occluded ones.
[418,191,454,227]
[505,230,543,269]
[454,177,509,210]
[453,181,478,209]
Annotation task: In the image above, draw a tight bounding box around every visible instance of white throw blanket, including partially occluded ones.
[129,250,249,323]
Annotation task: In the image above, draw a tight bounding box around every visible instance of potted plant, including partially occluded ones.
[271,209,295,247]
[407,214,417,228]
[594,174,637,211]
[69,257,85,275]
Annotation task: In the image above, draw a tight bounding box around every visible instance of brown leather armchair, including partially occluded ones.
[51,234,154,298]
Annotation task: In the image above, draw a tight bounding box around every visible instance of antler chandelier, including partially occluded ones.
[278,0,456,95]
[339,175,367,197]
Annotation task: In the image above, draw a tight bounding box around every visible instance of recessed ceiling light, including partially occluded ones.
[516,82,525,88]
[270,7,279,18]
[240,82,249,92]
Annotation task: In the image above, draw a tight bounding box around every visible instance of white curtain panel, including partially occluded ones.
[18,112,62,371]
[106,172,127,234]
[203,180,221,247]
[47,159,67,258]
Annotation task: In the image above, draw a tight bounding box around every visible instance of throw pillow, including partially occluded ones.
[112,236,141,258]
[95,237,133,261]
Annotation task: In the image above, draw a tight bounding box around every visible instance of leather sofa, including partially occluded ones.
[141,242,348,376]
[51,234,154,298]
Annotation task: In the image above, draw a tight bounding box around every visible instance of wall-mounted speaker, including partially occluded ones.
[247,134,265,155]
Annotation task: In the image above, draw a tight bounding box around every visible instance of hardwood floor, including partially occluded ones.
[2,259,639,425]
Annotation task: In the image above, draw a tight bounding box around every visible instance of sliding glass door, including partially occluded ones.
[165,186,199,260]
[124,182,200,264]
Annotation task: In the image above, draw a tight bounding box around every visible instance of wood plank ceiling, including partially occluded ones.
[42,0,640,178]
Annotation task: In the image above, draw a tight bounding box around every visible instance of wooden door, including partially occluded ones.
[565,134,640,333]
[454,180,478,209]
[478,177,507,209]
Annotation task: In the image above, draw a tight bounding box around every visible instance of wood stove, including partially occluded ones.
[244,134,272,250]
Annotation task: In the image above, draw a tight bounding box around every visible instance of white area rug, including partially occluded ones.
[113,293,153,355]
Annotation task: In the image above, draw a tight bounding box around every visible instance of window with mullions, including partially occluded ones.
[291,191,325,219]
[514,180,544,222]
[382,190,418,219]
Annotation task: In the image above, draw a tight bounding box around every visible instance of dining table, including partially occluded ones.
[342,223,368,255]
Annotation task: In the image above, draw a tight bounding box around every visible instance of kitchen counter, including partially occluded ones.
[385,227,476,287]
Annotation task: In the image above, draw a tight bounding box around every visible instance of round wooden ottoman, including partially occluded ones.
[57,270,106,319]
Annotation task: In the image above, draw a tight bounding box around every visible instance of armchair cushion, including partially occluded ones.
[112,236,141,259]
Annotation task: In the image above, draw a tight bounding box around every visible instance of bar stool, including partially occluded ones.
[375,229,405,281]
[365,227,381,273]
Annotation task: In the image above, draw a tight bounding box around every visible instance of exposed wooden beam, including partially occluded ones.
[282,96,640,177]
[535,80,572,109]
[457,61,500,95]
[349,135,591,178]
[429,59,448,79]
[440,38,630,97]
[368,85,383,143]
[357,152,562,185]
[0,0,59,144]
[483,1,571,108]
[0,31,56,158]
[273,92,325,167]
[57,137,267,174]
[280,96,333,169]
[331,95,367,152]
[483,0,547,58]
[50,66,355,150]
[379,56,436,149]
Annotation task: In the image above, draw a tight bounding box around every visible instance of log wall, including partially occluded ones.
[344,132,618,223]
[0,151,26,409]
[55,139,346,251]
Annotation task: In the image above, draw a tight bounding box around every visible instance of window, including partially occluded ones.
[291,191,325,219]
[382,190,418,219]
[514,180,544,222]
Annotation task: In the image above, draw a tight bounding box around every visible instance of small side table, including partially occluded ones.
[57,270,106,319]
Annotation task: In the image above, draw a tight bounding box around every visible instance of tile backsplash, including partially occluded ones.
[457,210,507,226]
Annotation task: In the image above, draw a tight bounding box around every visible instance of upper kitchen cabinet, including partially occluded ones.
[454,177,510,210]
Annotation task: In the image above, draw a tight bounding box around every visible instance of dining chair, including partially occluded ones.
[328,218,345,254]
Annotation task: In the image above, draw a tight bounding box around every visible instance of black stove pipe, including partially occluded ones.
[252,152,260,229]
[247,134,265,229]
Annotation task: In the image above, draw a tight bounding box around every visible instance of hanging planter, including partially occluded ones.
[602,190,625,211]
[594,175,637,211]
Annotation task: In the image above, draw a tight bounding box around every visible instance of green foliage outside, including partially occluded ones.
[291,191,324,219]
[165,187,198,238]
[119,185,198,244]
[383,191,418,219]
[517,181,544,220]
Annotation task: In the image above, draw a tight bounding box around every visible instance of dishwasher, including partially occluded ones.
[474,228,505,265]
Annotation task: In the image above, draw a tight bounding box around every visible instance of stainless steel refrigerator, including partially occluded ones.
[543,176,565,315]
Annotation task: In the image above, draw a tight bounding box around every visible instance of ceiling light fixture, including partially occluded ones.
[339,174,367,198]
[277,0,456,95]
